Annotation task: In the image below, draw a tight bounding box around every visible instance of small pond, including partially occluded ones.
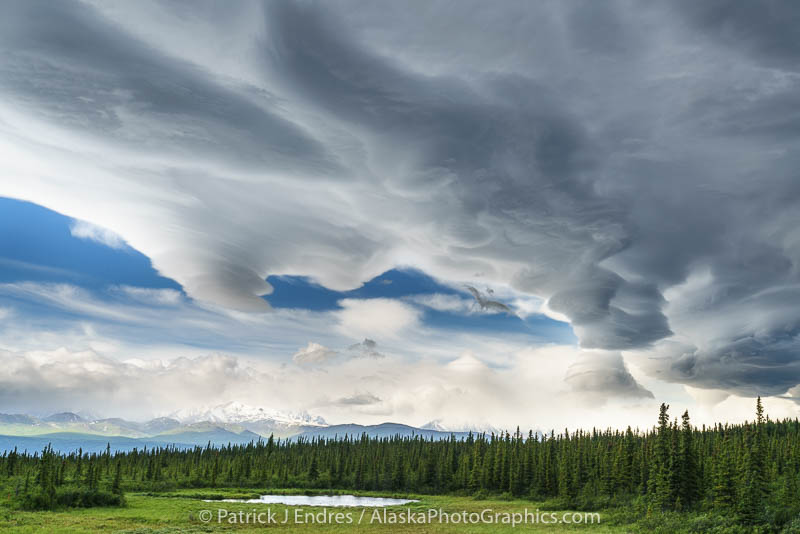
[205,494,418,507]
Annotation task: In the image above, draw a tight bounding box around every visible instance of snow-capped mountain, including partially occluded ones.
[169,401,327,427]
[165,402,327,438]
[421,418,504,435]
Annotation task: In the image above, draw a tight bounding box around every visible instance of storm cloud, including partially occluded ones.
[2,0,800,400]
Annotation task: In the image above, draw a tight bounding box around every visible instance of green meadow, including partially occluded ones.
[0,488,627,533]
[3,487,784,533]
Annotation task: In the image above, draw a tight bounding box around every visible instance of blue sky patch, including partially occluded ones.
[0,197,181,291]
[265,268,461,310]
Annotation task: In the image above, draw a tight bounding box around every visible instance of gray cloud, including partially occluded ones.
[1,0,800,398]
[292,339,385,367]
[347,338,385,359]
[672,1,800,69]
[292,342,339,365]
[0,0,333,174]
[334,393,382,406]
[565,352,654,400]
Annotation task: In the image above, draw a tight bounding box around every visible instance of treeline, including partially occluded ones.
[1,399,799,527]
[4,443,125,510]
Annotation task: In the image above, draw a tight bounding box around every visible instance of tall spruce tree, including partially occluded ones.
[653,403,675,509]
[713,431,737,510]
[677,410,700,508]
[739,398,767,524]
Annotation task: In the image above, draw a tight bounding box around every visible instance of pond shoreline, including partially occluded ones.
[203,494,420,507]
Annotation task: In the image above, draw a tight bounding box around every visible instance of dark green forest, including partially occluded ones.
[2,399,799,530]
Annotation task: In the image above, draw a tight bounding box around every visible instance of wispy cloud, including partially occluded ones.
[407,293,473,314]
[69,220,127,250]
[292,342,338,365]
[112,286,183,306]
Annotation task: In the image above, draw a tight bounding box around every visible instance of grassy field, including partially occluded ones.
[0,488,632,533]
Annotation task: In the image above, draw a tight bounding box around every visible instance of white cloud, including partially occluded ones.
[292,342,338,365]
[407,293,473,314]
[538,299,571,324]
[0,345,594,427]
[69,220,127,249]
[511,297,546,319]
[0,340,794,430]
[114,286,183,306]
[684,385,730,407]
[0,348,263,419]
[292,338,387,367]
[564,350,654,400]
[0,258,76,278]
[334,298,421,339]
[446,352,489,374]
[0,283,140,323]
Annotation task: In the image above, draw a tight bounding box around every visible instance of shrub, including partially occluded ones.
[21,487,126,510]
[471,489,489,500]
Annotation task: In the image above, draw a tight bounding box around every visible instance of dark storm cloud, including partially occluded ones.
[546,269,671,350]
[0,0,336,175]
[2,0,800,399]
[262,0,671,358]
[642,336,800,398]
[673,1,800,69]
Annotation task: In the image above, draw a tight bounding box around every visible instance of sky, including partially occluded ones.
[1,0,800,431]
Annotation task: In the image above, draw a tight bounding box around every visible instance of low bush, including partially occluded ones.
[21,487,125,510]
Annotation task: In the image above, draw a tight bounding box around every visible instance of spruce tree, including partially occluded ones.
[308,453,319,482]
[678,410,700,508]
[739,398,767,524]
[112,460,122,495]
[713,431,737,510]
[653,403,674,509]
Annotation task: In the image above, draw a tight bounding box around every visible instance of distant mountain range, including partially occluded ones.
[0,402,495,454]
[0,402,327,440]
[0,429,261,455]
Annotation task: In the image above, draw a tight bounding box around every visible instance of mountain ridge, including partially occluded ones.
[0,403,499,450]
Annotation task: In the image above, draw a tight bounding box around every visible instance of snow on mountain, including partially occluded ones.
[421,418,504,435]
[169,402,327,427]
